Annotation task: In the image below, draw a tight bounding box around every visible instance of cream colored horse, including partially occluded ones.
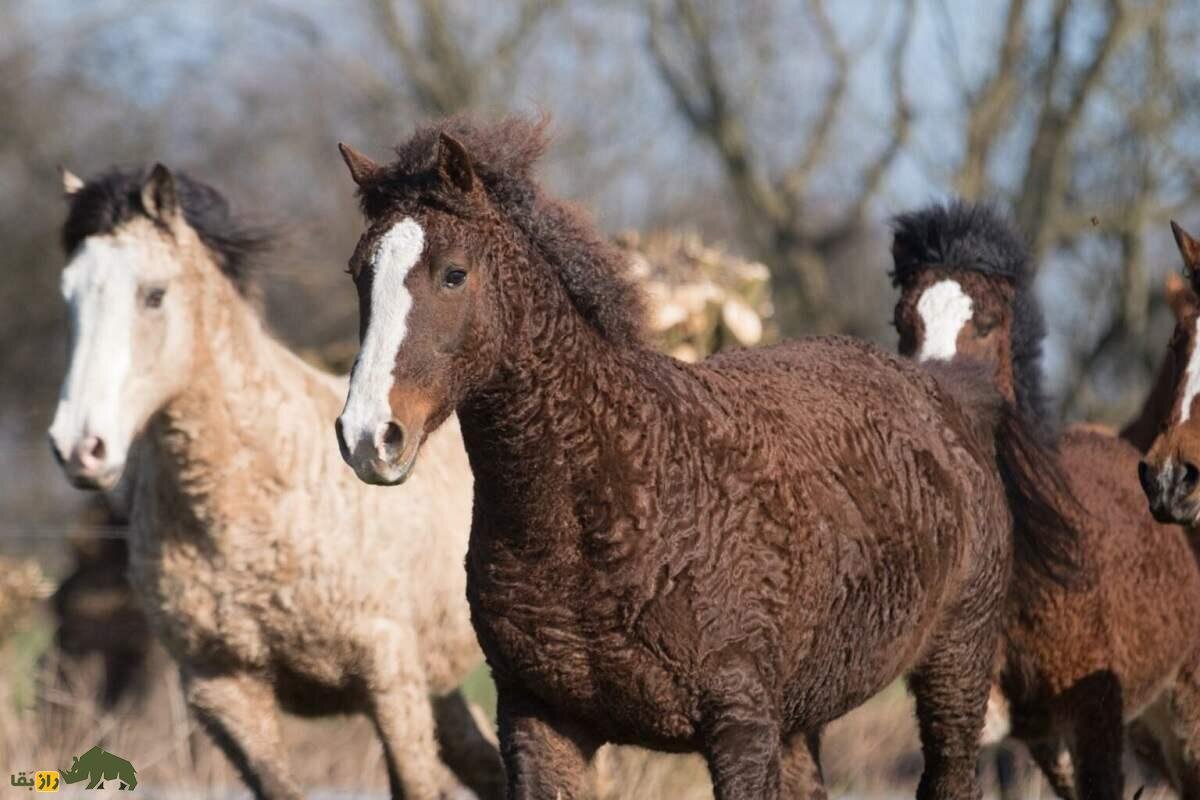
[48,164,499,800]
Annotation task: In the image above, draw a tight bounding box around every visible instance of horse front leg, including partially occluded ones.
[908,623,993,800]
[496,686,597,800]
[699,668,783,800]
[183,668,302,800]
[702,706,782,800]
[362,630,462,800]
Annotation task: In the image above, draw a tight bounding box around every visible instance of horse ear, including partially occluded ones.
[60,166,84,197]
[436,132,476,194]
[1172,221,1200,274]
[141,163,179,221]
[1165,272,1196,322]
[338,142,380,186]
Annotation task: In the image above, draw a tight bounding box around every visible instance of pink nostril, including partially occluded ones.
[76,436,106,470]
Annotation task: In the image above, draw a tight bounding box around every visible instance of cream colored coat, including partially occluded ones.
[120,219,493,799]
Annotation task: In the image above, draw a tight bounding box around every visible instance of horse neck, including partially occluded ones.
[149,274,337,503]
[1120,347,1178,453]
[460,260,657,530]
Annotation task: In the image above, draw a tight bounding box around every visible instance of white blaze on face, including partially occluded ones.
[915,279,974,362]
[48,236,140,459]
[1180,317,1200,423]
[340,218,425,450]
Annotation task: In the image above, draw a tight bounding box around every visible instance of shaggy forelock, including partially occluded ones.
[62,168,271,296]
[356,115,646,347]
[356,116,546,220]
[890,200,1056,439]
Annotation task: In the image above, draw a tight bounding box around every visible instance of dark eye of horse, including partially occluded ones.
[144,287,166,309]
[443,268,468,289]
[974,317,997,335]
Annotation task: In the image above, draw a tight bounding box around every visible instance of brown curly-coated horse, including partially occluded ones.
[333,117,1076,800]
[892,201,1200,799]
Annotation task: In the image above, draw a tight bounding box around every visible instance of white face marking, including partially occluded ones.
[48,223,191,487]
[339,218,425,453]
[916,279,974,362]
[49,237,140,461]
[1179,317,1200,423]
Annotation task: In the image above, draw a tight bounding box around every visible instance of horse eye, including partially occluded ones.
[443,268,468,289]
[144,287,166,309]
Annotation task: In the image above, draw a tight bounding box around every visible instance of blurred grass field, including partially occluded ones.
[4,600,1174,799]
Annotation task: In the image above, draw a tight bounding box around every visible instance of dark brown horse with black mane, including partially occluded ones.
[891,201,1200,799]
[333,117,1076,800]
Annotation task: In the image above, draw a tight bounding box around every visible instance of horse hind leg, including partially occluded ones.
[1149,658,1200,800]
[907,608,998,799]
[780,729,826,800]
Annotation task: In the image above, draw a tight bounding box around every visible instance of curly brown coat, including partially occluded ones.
[336,117,1077,800]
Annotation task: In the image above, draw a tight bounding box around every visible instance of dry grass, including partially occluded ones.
[0,604,1178,799]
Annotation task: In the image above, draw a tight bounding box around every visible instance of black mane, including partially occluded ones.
[890,200,1056,438]
[62,168,270,296]
[355,116,646,347]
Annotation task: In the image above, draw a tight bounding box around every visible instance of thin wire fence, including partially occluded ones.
[0,525,127,540]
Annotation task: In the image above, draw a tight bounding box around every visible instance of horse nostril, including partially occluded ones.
[382,421,405,450]
[1138,461,1158,497]
[76,435,106,469]
[1182,461,1200,492]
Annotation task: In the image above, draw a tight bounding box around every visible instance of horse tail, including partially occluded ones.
[926,360,1083,600]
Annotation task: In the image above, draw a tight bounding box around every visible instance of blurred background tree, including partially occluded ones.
[2,0,1199,522]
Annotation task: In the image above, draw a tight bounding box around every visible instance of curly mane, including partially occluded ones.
[62,168,271,296]
[355,116,646,347]
[890,200,1055,438]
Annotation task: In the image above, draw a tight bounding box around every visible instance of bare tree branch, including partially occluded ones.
[1015,0,1168,253]
[647,0,791,226]
[647,0,919,332]
[370,0,558,115]
[780,0,849,203]
[839,0,915,228]
[954,0,1027,199]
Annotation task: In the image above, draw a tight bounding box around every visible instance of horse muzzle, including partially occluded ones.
[1139,458,1200,525]
[335,416,419,486]
[48,431,124,492]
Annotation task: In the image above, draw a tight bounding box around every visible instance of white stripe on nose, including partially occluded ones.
[48,237,136,458]
[338,218,425,457]
[1179,316,1200,423]
[916,279,973,362]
